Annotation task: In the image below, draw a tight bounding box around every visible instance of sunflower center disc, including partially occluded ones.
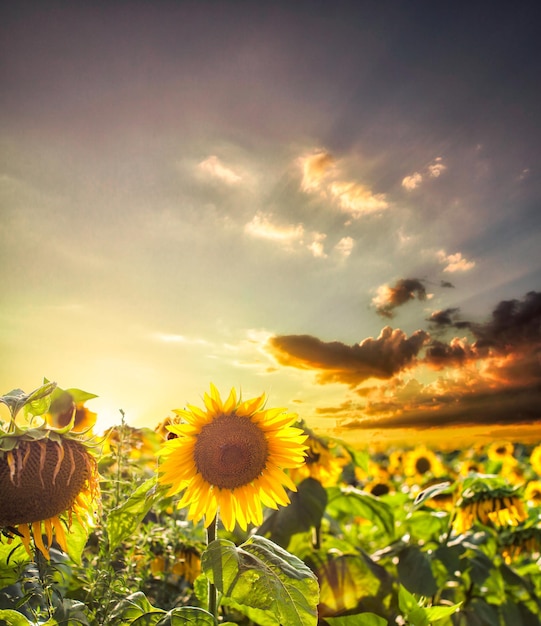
[194,413,269,489]
[415,457,431,474]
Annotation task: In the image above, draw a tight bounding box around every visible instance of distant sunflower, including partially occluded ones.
[530,445,541,476]
[524,480,541,505]
[289,432,347,487]
[403,446,445,481]
[0,382,100,560]
[157,384,307,532]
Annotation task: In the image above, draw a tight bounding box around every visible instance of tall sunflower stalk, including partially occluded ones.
[157,383,308,620]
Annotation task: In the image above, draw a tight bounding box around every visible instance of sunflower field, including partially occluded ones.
[1,381,540,626]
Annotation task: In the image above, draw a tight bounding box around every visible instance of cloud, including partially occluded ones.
[266,326,429,386]
[334,236,354,258]
[402,172,423,190]
[298,149,389,219]
[198,155,242,184]
[328,181,389,218]
[440,280,455,288]
[470,290,541,351]
[299,150,335,191]
[437,250,475,273]
[372,278,428,318]
[427,157,446,178]
[244,212,304,242]
[402,157,446,190]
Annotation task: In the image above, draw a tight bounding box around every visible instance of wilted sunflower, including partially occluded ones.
[453,477,527,535]
[0,382,100,560]
[500,526,541,562]
[157,384,308,532]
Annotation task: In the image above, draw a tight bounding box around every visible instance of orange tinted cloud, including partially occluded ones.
[372,278,428,318]
[267,326,429,385]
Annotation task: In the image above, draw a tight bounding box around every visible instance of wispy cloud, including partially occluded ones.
[298,150,389,219]
[402,157,447,190]
[244,212,304,242]
[437,249,475,272]
[198,155,242,184]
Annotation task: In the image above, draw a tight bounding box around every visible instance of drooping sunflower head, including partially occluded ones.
[157,384,308,532]
[452,475,527,535]
[0,381,100,560]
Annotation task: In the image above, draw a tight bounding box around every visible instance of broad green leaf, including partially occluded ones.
[154,607,216,625]
[108,591,165,624]
[0,609,33,626]
[202,535,319,626]
[397,546,438,597]
[425,602,463,622]
[405,510,449,541]
[65,514,93,564]
[107,478,167,550]
[326,614,387,626]
[326,486,395,537]
[258,477,327,547]
[316,553,384,616]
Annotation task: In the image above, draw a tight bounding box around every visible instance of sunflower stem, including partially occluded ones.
[207,514,218,620]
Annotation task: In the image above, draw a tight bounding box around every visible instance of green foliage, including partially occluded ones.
[2,381,541,626]
[202,535,319,625]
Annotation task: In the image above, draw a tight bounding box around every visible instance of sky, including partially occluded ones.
[1,2,540,448]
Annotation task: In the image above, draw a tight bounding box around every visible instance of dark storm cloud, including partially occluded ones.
[427,307,461,327]
[440,281,455,288]
[267,326,429,385]
[374,278,427,318]
[471,290,541,351]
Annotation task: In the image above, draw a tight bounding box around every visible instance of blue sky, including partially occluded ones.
[1,2,540,445]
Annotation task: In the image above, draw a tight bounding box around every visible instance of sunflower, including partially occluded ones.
[403,446,445,482]
[530,444,541,476]
[500,526,541,562]
[452,478,527,535]
[157,384,308,532]
[0,382,100,560]
[524,480,541,506]
[289,431,348,487]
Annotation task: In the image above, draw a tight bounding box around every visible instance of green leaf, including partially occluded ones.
[202,535,319,626]
[413,481,452,508]
[397,546,438,597]
[424,602,463,622]
[326,486,395,537]
[155,608,216,625]
[0,609,33,626]
[107,478,167,550]
[108,591,165,624]
[326,614,387,626]
[258,477,328,547]
[405,510,449,542]
[0,381,56,419]
[65,514,93,564]
[398,585,429,626]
